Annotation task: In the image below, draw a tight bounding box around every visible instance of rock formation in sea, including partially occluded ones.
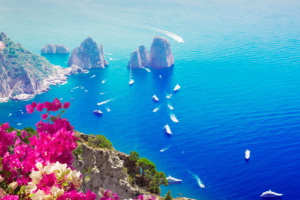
[41,44,70,54]
[68,37,108,69]
[0,32,87,103]
[148,36,174,69]
[127,45,149,69]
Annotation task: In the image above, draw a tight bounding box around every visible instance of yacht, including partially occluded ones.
[174,84,181,92]
[200,183,205,188]
[166,95,170,99]
[167,175,182,183]
[91,75,96,78]
[17,123,21,125]
[168,104,174,110]
[9,113,12,116]
[164,124,172,134]
[93,110,102,115]
[152,95,159,102]
[245,150,250,160]
[106,107,111,112]
[129,79,134,86]
[159,75,162,78]
[260,190,283,198]
[102,79,107,83]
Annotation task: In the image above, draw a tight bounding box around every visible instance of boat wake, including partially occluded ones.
[108,57,119,61]
[105,107,111,112]
[72,86,79,89]
[170,114,179,123]
[91,75,96,78]
[160,145,171,152]
[168,103,174,110]
[97,99,113,106]
[153,105,161,112]
[104,53,112,55]
[142,67,150,72]
[188,171,205,188]
[100,92,108,95]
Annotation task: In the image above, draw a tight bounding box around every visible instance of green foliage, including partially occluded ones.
[123,167,128,174]
[164,190,173,200]
[147,171,168,194]
[128,176,133,186]
[136,158,156,176]
[72,142,83,159]
[87,134,113,149]
[129,151,140,163]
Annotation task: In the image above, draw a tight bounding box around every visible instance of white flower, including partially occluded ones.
[50,186,64,197]
[29,170,43,185]
[9,182,18,190]
[26,182,37,194]
[31,190,46,200]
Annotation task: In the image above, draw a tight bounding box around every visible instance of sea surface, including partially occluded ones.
[1,0,300,199]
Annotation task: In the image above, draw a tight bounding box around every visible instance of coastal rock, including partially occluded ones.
[127,45,149,69]
[41,44,69,54]
[148,36,174,69]
[68,37,108,69]
[72,133,144,200]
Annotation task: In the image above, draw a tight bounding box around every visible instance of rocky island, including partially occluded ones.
[127,45,149,69]
[41,44,70,54]
[68,37,108,69]
[0,32,86,103]
[128,36,174,69]
[149,36,174,69]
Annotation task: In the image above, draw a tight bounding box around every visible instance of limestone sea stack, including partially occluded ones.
[127,45,149,69]
[41,44,69,54]
[148,36,174,69]
[68,37,108,69]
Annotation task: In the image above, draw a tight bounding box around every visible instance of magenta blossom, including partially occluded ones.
[63,102,70,109]
[31,102,37,108]
[36,102,44,112]
[21,130,27,139]
[41,114,48,120]
[26,104,34,114]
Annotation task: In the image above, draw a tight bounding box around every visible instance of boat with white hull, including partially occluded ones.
[261,190,283,198]
[129,79,134,86]
[152,95,159,102]
[174,84,181,92]
[245,150,250,160]
[167,175,182,183]
[164,124,172,135]
[93,110,102,115]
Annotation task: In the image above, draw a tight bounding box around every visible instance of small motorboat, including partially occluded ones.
[152,95,159,102]
[245,150,250,160]
[71,98,74,100]
[80,86,84,89]
[159,75,162,78]
[260,190,283,198]
[9,113,12,116]
[106,107,111,112]
[164,124,172,134]
[85,90,88,93]
[129,79,134,86]
[168,104,174,110]
[200,183,205,188]
[167,175,182,183]
[91,75,96,78]
[166,95,170,99]
[71,91,73,93]
[17,123,21,125]
[102,79,107,83]
[60,98,63,100]
[21,112,24,114]
[93,110,102,115]
[174,84,181,92]
[20,110,22,112]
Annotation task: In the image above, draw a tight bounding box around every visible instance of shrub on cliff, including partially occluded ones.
[164,190,173,200]
[129,151,140,163]
[87,134,113,149]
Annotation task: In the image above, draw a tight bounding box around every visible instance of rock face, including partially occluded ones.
[148,36,174,69]
[127,45,149,69]
[72,133,144,200]
[41,44,69,54]
[68,37,108,69]
[0,32,87,103]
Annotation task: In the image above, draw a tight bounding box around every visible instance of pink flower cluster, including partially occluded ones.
[0,99,119,200]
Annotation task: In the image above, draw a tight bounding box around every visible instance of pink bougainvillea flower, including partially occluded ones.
[31,102,37,108]
[2,194,19,200]
[52,98,62,111]
[63,102,70,109]
[26,104,34,114]
[21,130,27,139]
[36,102,44,112]
[43,101,53,112]
[41,114,48,120]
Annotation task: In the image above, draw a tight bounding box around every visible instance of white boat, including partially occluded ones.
[144,68,150,72]
[174,84,181,92]
[200,183,205,188]
[17,123,21,125]
[168,104,174,110]
[160,149,164,152]
[129,79,134,86]
[164,124,172,134]
[159,75,162,78]
[91,75,96,78]
[85,90,88,93]
[166,95,170,99]
[59,98,63,100]
[260,190,283,198]
[167,175,182,183]
[102,79,107,83]
[152,95,159,102]
[245,150,250,160]
[21,112,24,114]
[9,113,12,116]
[153,107,160,112]
[80,86,84,89]
[71,91,73,93]
[106,107,111,112]
[20,110,22,112]
[71,98,74,100]
[93,110,102,115]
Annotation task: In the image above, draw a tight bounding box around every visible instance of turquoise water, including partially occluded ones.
[1,0,300,199]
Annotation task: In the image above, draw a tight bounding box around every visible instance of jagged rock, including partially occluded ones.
[68,37,108,69]
[72,141,144,200]
[148,36,174,69]
[41,44,69,54]
[63,64,88,75]
[127,45,149,69]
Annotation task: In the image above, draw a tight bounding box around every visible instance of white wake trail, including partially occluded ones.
[97,99,113,106]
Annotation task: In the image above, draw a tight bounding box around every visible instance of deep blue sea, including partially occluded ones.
[1,0,300,199]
